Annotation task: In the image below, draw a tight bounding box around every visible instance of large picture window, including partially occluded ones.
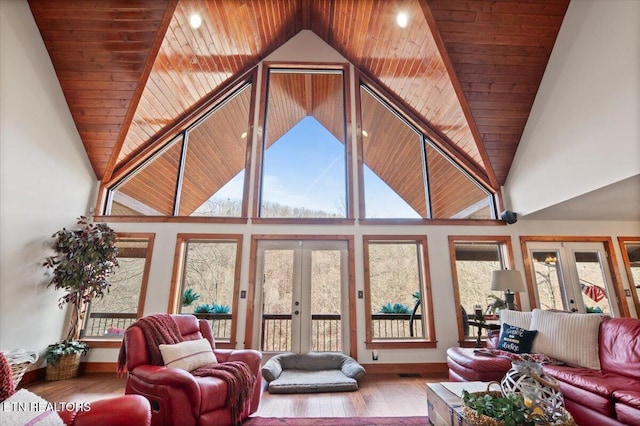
[363,235,435,348]
[449,236,514,346]
[173,234,243,346]
[82,233,154,345]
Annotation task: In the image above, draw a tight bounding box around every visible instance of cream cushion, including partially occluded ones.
[1,389,65,425]
[530,309,602,370]
[159,338,217,372]
[499,310,533,330]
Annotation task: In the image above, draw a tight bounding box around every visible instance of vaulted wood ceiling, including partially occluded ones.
[28,0,569,193]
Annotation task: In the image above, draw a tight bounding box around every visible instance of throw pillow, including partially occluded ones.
[159,338,217,372]
[530,308,602,370]
[0,389,65,425]
[497,323,538,354]
[499,310,533,330]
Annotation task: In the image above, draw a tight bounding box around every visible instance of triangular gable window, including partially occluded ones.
[359,84,494,219]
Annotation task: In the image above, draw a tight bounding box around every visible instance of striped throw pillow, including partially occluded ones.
[159,339,217,372]
[530,309,602,370]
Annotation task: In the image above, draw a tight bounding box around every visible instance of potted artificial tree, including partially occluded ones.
[43,216,119,380]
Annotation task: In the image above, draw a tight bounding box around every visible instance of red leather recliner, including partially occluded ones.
[122,314,262,426]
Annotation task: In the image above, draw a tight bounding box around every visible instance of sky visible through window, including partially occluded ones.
[214,116,417,217]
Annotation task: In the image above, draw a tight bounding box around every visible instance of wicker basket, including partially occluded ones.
[1,349,38,388]
[45,352,81,381]
[462,383,577,426]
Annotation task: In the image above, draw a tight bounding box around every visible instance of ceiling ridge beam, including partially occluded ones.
[419,0,500,192]
[101,0,179,184]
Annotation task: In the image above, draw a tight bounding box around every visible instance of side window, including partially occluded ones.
[363,235,435,348]
[174,234,242,347]
[82,233,154,343]
[449,236,514,346]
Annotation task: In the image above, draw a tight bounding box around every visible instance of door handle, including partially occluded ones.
[295,301,300,306]
[294,310,299,315]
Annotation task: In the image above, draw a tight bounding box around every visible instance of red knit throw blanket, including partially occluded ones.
[0,352,15,402]
[118,314,254,425]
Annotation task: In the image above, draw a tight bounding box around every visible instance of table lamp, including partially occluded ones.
[491,269,526,310]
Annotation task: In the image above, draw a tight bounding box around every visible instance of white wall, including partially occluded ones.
[506,0,640,216]
[0,1,96,357]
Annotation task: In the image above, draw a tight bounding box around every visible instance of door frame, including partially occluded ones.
[520,236,629,316]
[245,235,357,357]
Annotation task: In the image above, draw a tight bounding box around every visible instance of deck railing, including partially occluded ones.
[261,313,422,351]
[82,312,137,337]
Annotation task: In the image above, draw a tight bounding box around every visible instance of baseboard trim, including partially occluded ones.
[360,362,448,375]
[19,361,448,385]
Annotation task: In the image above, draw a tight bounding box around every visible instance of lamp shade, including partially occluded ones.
[491,269,526,292]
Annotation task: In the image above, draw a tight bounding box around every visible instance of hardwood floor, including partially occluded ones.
[24,372,448,418]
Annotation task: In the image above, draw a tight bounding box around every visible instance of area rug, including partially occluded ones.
[242,416,429,425]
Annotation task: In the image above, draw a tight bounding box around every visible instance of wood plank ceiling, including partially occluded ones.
[28,0,569,203]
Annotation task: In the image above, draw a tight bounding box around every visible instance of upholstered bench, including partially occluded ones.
[261,352,365,394]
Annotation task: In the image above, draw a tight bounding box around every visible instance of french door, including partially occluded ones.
[525,242,617,315]
[254,240,349,354]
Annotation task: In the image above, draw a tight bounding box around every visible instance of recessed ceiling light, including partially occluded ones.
[396,12,408,28]
[189,13,202,29]
[361,130,369,138]
[241,131,248,139]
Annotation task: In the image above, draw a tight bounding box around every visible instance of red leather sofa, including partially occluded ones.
[447,317,640,426]
[122,314,262,426]
[0,352,151,426]
[57,395,151,426]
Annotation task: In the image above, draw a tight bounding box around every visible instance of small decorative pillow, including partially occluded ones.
[497,322,538,354]
[0,389,65,425]
[159,338,217,372]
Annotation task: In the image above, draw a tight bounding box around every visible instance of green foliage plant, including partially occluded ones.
[44,340,89,366]
[486,294,507,315]
[379,302,410,314]
[182,288,201,307]
[462,390,535,426]
[194,303,230,314]
[43,216,119,348]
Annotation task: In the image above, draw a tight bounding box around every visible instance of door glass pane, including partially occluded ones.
[531,251,565,310]
[261,249,294,351]
[261,70,346,218]
[623,242,640,312]
[574,251,610,314]
[367,242,424,339]
[311,250,341,352]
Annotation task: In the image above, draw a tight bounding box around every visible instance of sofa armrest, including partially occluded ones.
[64,395,151,426]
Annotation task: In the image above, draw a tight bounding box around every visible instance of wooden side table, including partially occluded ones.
[426,382,490,426]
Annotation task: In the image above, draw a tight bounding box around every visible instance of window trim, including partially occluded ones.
[363,235,436,349]
[618,236,640,317]
[84,232,155,348]
[169,233,244,348]
[448,235,515,348]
